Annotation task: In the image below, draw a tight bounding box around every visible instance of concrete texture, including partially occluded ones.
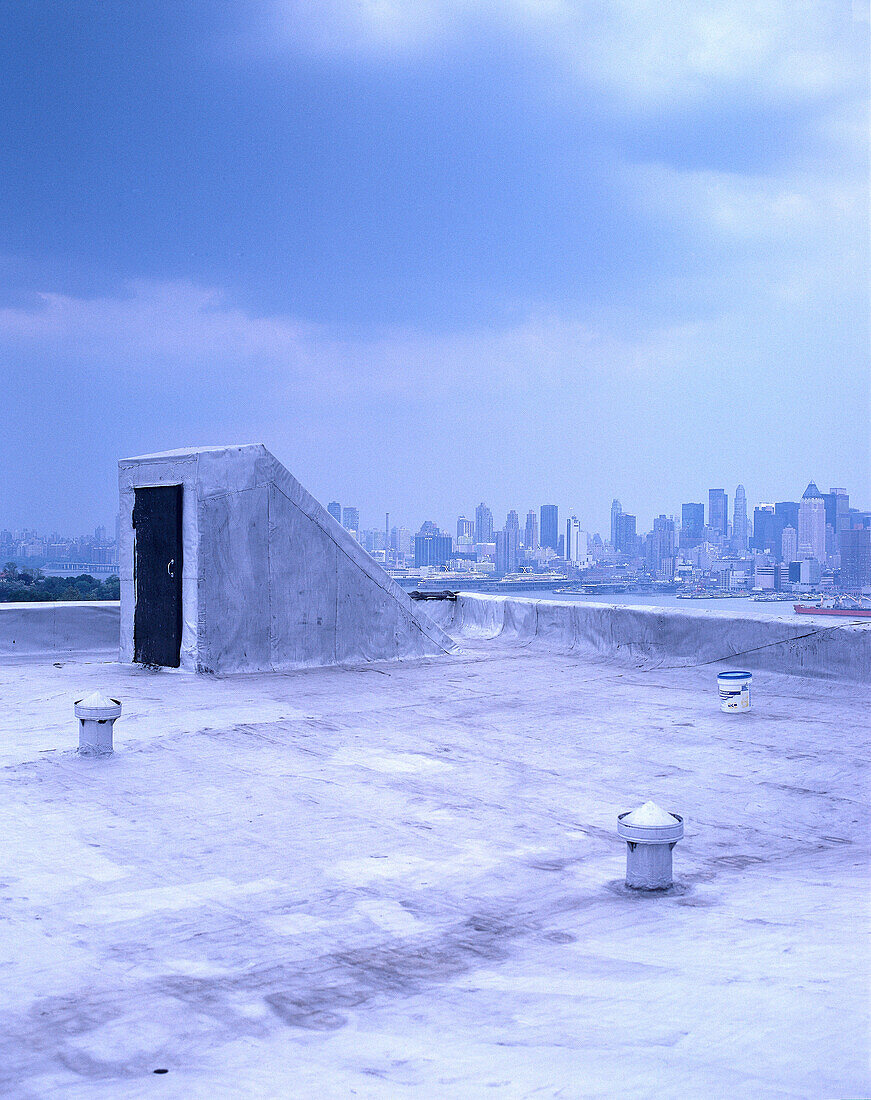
[0,603,119,659]
[0,629,867,1098]
[118,446,453,673]
[425,594,871,682]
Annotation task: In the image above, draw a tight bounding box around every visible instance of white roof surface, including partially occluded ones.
[0,634,867,1097]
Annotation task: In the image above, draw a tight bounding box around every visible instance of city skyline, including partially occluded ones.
[7,475,866,555]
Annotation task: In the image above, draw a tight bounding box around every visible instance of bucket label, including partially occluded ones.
[719,684,751,711]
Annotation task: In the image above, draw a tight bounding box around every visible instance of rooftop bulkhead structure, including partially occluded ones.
[118,444,454,673]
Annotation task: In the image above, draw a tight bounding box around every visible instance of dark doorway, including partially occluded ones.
[133,485,183,667]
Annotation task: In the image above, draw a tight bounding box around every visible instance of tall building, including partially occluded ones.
[565,516,587,564]
[781,525,797,563]
[840,528,871,589]
[775,500,800,531]
[798,482,826,561]
[680,502,705,548]
[650,515,676,577]
[414,523,452,568]
[708,489,728,539]
[456,517,474,541]
[327,502,342,524]
[610,499,622,547]
[342,506,360,535]
[496,518,519,574]
[614,513,636,557]
[751,504,776,554]
[823,488,850,549]
[732,485,748,553]
[475,503,494,544]
[391,526,412,557]
[524,509,539,551]
[540,505,559,551]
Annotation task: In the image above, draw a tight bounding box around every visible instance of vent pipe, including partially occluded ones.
[617,801,684,890]
[74,692,121,756]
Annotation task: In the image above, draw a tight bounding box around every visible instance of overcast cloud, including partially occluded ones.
[1,0,867,534]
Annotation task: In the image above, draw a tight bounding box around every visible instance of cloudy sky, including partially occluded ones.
[2,0,868,535]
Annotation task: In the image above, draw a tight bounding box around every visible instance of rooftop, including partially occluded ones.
[0,601,868,1097]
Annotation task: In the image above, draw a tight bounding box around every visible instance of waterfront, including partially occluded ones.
[448,589,807,617]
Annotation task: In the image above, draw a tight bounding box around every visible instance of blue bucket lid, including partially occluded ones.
[717,670,752,680]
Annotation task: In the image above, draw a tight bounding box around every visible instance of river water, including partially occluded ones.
[456,589,804,618]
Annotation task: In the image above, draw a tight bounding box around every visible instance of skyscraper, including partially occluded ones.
[610,499,622,548]
[524,509,539,551]
[496,515,519,574]
[708,489,728,539]
[475,503,494,544]
[650,515,676,577]
[414,522,452,568]
[565,516,587,563]
[840,528,871,589]
[614,513,636,557]
[456,517,474,541]
[327,501,342,524]
[823,488,850,550]
[540,505,559,551]
[680,502,705,548]
[775,500,800,531]
[798,482,826,562]
[732,485,748,553]
[781,525,797,563]
[342,506,360,535]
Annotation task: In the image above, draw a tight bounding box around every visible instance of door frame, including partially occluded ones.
[132,482,185,668]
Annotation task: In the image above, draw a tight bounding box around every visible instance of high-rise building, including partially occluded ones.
[823,488,850,549]
[457,517,474,541]
[496,520,519,574]
[414,523,452,568]
[732,485,748,553]
[391,526,412,557]
[840,528,871,589]
[650,515,676,577]
[614,513,636,557]
[342,506,360,535]
[798,482,826,561]
[775,500,800,531]
[680,503,705,548]
[540,505,559,551]
[565,516,587,564]
[475,503,494,544]
[327,502,342,524]
[610,499,622,547]
[524,510,539,551]
[708,489,728,539]
[781,525,797,563]
[751,504,776,553]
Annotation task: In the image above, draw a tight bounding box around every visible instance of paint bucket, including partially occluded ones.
[718,670,752,712]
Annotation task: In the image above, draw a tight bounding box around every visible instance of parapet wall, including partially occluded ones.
[0,602,120,658]
[4,595,869,683]
[425,595,871,682]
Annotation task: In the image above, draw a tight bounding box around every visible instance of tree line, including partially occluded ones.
[0,564,120,603]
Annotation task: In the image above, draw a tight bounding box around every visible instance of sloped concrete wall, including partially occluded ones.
[427,594,871,682]
[120,444,454,673]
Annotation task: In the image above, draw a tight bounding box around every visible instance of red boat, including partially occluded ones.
[794,603,871,617]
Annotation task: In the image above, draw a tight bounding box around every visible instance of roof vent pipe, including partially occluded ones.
[617,801,684,890]
[74,692,121,756]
